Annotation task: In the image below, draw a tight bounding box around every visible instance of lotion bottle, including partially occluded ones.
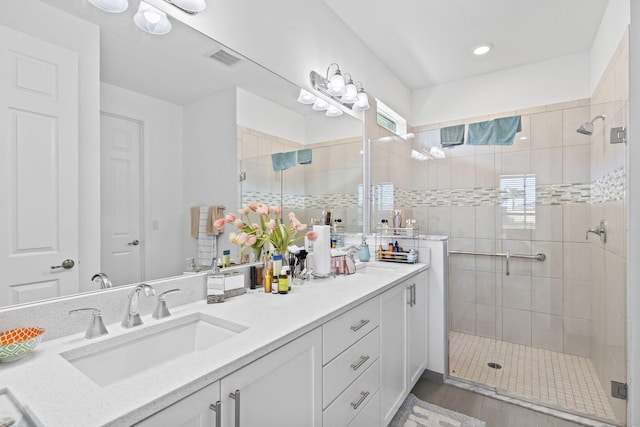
[278,268,289,294]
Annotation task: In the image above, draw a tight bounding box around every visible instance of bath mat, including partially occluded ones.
[389,393,486,427]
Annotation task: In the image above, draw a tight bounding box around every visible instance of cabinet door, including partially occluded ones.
[221,328,322,427]
[134,381,220,427]
[407,271,428,387]
[379,282,408,426]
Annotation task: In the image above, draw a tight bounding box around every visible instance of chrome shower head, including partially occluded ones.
[576,114,606,135]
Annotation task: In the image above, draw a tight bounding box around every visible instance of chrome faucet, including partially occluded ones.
[92,272,113,289]
[122,283,156,328]
[152,289,180,319]
[69,308,109,339]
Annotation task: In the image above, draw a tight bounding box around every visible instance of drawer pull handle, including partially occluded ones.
[209,401,221,427]
[350,391,370,410]
[229,390,240,427]
[350,319,370,332]
[350,355,370,371]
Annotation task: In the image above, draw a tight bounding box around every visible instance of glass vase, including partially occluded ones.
[252,246,264,263]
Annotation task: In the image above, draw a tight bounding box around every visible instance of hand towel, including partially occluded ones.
[190,206,200,238]
[440,124,465,147]
[468,115,521,146]
[297,149,312,165]
[493,115,522,145]
[197,206,215,267]
[271,151,296,171]
[467,120,494,145]
[206,206,223,235]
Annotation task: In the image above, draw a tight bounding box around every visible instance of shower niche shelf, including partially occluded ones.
[375,225,419,264]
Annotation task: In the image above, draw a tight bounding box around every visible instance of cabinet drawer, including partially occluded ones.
[323,359,380,427]
[323,327,379,408]
[348,390,380,427]
[323,296,380,363]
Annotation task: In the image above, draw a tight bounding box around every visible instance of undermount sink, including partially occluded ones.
[61,313,246,387]
[358,264,397,274]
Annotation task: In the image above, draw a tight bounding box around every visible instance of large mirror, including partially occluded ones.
[0,0,361,309]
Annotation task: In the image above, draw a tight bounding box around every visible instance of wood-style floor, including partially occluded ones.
[411,378,585,427]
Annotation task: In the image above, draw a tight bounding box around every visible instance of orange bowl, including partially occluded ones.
[0,327,45,363]
[0,327,44,346]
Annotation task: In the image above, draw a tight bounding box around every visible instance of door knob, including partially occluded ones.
[128,239,140,246]
[51,259,75,270]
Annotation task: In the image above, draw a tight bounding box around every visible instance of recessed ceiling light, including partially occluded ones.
[473,43,493,56]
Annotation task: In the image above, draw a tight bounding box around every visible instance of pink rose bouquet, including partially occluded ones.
[215,204,317,259]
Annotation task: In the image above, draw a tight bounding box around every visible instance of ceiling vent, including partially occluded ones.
[207,48,243,66]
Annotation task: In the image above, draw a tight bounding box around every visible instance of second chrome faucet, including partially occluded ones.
[122,283,156,328]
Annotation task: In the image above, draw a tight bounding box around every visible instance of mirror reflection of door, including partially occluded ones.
[100,113,143,286]
[0,25,80,306]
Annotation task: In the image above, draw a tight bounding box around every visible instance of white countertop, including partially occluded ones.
[0,262,428,427]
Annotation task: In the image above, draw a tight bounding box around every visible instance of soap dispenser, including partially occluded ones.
[359,238,370,262]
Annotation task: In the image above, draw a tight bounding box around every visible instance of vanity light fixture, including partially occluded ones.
[340,74,358,104]
[309,67,370,111]
[164,0,206,14]
[352,82,370,111]
[326,63,346,96]
[325,105,343,117]
[297,89,316,104]
[134,1,172,35]
[87,0,129,13]
[312,98,329,111]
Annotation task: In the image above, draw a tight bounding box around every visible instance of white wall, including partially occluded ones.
[305,112,362,145]
[100,83,185,281]
[628,1,638,424]
[146,0,411,119]
[236,88,306,143]
[410,52,591,126]
[591,0,631,93]
[0,0,101,292]
[183,89,238,262]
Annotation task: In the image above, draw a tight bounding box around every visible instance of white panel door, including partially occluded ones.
[100,113,143,287]
[0,25,79,307]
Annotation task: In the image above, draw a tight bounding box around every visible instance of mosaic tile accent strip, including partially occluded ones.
[592,167,626,203]
[243,169,624,212]
[241,192,306,210]
[395,183,591,208]
[449,331,618,424]
[241,192,359,210]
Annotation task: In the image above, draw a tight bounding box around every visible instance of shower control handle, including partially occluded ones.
[586,219,607,243]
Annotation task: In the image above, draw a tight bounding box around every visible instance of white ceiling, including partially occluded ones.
[322,0,609,90]
[40,0,610,113]
[43,0,304,110]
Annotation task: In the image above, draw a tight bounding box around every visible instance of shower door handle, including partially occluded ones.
[505,251,510,276]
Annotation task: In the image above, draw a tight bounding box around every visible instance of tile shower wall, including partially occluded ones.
[588,31,628,422]
[407,100,595,358]
[237,126,362,230]
[398,31,628,424]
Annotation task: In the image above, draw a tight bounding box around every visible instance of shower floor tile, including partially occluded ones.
[449,331,618,423]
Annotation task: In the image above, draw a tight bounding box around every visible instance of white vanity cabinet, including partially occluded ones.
[407,270,428,386]
[220,327,323,427]
[380,270,428,426]
[133,381,221,427]
[322,296,381,427]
